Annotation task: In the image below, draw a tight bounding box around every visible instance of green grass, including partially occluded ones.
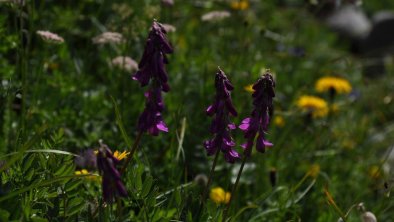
[0,0,393,221]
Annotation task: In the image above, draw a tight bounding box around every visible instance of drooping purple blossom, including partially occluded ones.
[97,144,128,202]
[239,72,275,155]
[204,68,240,163]
[137,85,168,136]
[133,21,173,92]
[133,21,173,136]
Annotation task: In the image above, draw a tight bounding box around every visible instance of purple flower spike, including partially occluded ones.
[133,21,173,92]
[204,68,239,163]
[239,72,275,155]
[137,86,169,136]
[134,20,173,136]
[97,144,128,202]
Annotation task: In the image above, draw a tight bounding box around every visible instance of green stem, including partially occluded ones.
[120,131,143,174]
[196,148,221,220]
[116,196,122,219]
[222,155,248,222]
[18,3,27,139]
[290,173,309,194]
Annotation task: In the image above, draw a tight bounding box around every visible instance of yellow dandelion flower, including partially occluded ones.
[75,169,89,175]
[210,187,231,204]
[315,76,352,94]
[274,116,285,127]
[244,84,254,93]
[75,169,100,181]
[94,149,129,161]
[113,150,130,161]
[307,164,320,178]
[297,95,329,118]
[230,0,249,10]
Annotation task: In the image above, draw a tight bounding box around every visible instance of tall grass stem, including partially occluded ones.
[120,131,143,174]
[197,148,221,220]
[222,155,248,222]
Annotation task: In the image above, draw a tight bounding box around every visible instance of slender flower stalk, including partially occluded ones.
[122,20,173,171]
[197,148,220,220]
[198,68,239,219]
[120,131,143,174]
[222,155,247,221]
[223,71,275,221]
[17,3,28,140]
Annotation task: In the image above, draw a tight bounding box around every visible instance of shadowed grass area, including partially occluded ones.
[0,0,393,221]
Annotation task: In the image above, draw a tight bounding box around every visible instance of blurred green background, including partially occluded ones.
[0,0,393,221]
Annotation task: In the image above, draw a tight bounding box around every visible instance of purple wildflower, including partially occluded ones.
[204,68,240,163]
[133,20,173,136]
[137,85,169,136]
[133,21,173,92]
[97,144,128,202]
[239,72,275,155]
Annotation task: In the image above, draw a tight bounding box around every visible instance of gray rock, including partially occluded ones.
[325,5,372,40]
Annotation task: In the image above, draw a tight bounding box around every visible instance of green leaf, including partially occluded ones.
[0,209,10,222]
[30,216,48,222]
[166,208,177,218]
[141,175,153,198]
[0,150,78,159]
[46,191,59,199]
[111,96,132,148]
[37,153,47,169]
[22,154,35,173]
[25,168,35,181]
[0,125,47,173]
[134,164,144,192]
[135,173,142,192]
[67,197,85,216]
[174,188,181,206]
[187,211,193,222]
[67,202,85,217]
[67,197,84,208]
[54,164,68,176]
[62,164,75,176]
[152,210,164,222]
[65,179,82,192]
[0,175,84,202]
[147,187,158,207]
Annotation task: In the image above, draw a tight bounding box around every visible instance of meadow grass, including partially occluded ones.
[0,0,393,221]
